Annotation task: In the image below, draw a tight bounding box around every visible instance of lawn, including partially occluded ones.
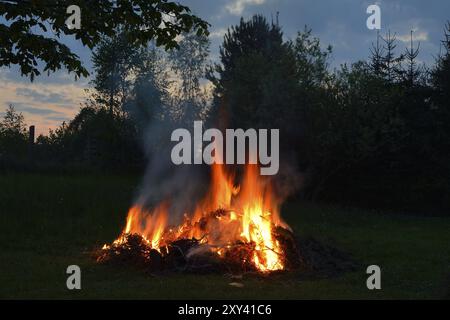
[0,173,449,299]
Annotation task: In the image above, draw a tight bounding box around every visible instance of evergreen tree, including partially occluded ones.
[403,31,421,86]
[370,31,385,76]
[212,15,297,129]
[376,31,404,82]
[431,22,450,109]
[430,21,450,185]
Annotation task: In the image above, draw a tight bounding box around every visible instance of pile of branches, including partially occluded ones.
[95,209,358,276]
[294,236,359,277]
[96,226,300,274]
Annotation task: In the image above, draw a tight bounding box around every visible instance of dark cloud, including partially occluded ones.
[15,87,74,105]
[180,0,450,67]
[0,66,90,87]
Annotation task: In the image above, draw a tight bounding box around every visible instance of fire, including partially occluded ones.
[104,164,290,272]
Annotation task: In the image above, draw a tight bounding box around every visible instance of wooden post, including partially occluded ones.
[28,125,35,163]
[29,125,35,145]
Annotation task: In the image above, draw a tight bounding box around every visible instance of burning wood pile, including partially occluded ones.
[96,162,359,276]
[97,209,300,273]
[97,164,302,273]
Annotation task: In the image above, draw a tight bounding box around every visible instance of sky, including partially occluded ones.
[1,0,449,136]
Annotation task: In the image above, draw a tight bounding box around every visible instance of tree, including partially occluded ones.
[293,26,332,89]
[381,31,404,82]
[403,31,421,86]
[0,105,27,135]
[291,26,333,147]
[0,0,209,80]
[369,31,384,76]
[36,105,143,168]
[170,32,211,123]
[90,32,141,115]
[131,45,171,127]
[212,15,297,130]
[0,105,28,159]
[430,21,450,184]
[431,22,450,110]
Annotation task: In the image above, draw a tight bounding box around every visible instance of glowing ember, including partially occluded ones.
[102,164,291,272]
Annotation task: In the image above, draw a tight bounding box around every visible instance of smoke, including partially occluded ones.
[135,118,209,225]
[124,34,216,225]
[125,37,302,226]
[272,157,304,201]
[127,61,210,225]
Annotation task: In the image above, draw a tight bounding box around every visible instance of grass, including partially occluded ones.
[0,173,449,299]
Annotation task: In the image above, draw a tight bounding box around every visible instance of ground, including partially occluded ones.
[0,173,449,299]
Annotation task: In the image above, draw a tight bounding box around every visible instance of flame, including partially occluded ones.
[113,202,168,250]
[238,165,285,271]
[106,163,289,272]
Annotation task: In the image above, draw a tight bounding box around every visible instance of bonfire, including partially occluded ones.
[97,164,300,273]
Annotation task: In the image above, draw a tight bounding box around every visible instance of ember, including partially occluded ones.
[98,163,300,273]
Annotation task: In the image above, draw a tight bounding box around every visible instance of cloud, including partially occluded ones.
[5,102,65,116]
[397,31,428,42]
[209,28,228,39]
[0,65,90,87]
[225,0,265,16]
[0,78,85,135]
[15,87,75,105]
[45,115,71,122]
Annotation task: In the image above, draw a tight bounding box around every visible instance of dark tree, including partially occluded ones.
[431,22,450,110]
[369,31,384,76]
[169,32,211,124]
[381,31,404,82]
[0,0,209,80]
[0,105,28,162]
[131,47,170,127]
[429,22,450,190]
[403,31,421,86]
[90,32,141,115]
[212,15,297,129]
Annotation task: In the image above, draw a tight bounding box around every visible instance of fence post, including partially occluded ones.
[28,125,35,163]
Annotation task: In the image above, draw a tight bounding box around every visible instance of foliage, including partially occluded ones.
[35,106,142,170]
[169,32,211,124]
[90,32,142,115]
[211,15,297,130]
[0,0,209,80]
[131,46,171,127]
[0,105,28,163]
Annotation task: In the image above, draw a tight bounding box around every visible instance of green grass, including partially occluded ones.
[0,173,449,299]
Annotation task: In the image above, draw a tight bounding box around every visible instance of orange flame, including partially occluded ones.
[108,163,289,272]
